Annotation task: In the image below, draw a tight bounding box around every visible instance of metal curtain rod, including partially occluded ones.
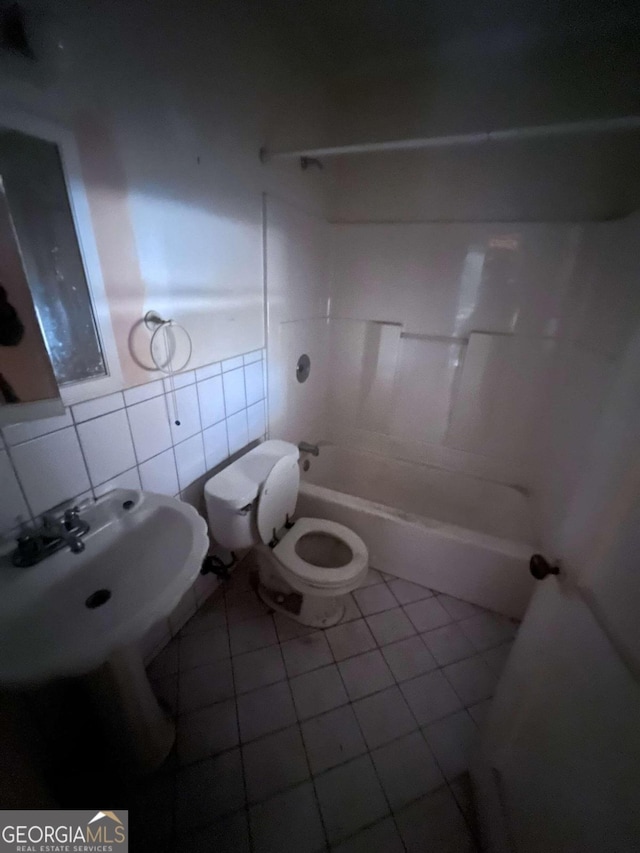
[260,115,640,163]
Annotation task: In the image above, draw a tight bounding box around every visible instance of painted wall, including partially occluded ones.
[265,196,331,446]
[532,214,640,557]
[0,0,329,388]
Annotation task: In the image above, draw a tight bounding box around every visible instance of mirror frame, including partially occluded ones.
[0,107,122,406]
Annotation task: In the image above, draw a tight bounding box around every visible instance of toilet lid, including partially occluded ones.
[257,455,300,544]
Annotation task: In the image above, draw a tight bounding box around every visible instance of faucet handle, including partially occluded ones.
[63,506,80,529]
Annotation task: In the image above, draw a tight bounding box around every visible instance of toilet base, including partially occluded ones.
[257,581,345,628]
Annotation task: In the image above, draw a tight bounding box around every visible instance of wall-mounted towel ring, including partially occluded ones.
[145,310,193,426]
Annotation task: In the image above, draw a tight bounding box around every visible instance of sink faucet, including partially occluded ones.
[12,505,91,567]
[298,441,320,457]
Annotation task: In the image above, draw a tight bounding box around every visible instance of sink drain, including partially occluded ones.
[85,589,111,609]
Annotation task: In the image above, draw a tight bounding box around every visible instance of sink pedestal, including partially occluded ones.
[83,646,174,776]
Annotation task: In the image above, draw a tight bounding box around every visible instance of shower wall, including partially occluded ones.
[265,197,331,445]
[327,223,580,488]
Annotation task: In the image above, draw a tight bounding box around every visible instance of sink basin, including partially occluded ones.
[0,489,209,685]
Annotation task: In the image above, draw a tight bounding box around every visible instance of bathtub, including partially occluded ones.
[296,445,536,618]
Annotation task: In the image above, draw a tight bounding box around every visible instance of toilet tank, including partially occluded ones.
[204,440,299,549]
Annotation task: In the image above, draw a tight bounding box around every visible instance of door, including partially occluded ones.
[473,328,640,852]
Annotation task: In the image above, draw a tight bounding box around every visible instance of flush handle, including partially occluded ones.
[529,553,560,580]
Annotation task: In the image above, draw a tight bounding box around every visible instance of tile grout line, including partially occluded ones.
[159,569,512,850]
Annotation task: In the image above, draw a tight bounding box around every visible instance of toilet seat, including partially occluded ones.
[273,517,368,593]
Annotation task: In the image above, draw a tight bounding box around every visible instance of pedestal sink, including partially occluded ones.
[0,489,209,774]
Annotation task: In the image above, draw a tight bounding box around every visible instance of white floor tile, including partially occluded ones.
[482,642,513,674]
[178,659,234,713]
[281,631,333,677]
[250,782,325,853]
[460,612,517,651]
[243,725,310,803]
[301,705,367,775]
[387,579,434,605]
[338,650,395,700]
[331,816,404,853]
[352,686,417,750]
[180,626,230,669]
[400,670,463,726]
[314,754,389,844]
[381,635,438,682]
[403,598,453,632]
[437,594,483,621]
[177,698,239,764]
[229,615,278,656]
[423,710,478,781]
[147,641,179,679]
[237,680,297,742]
[180,598,226,635]
[226,589,271,624]
[174,811,250,853]
[353,583,398,616]
[395,785,475,853]
[274,612,317,642]
[358,568,384,587]
[340,593,362,623]
[371,730,444,810]
[422,623,476,666]
[175,749,245,833]
[289,664,349,720]
[443,655,496,705]
[468,698,492,728]
[366,608,416,645]
[232,645,286,694]
[325,619,377,661]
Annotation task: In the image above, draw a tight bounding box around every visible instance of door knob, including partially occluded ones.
[529,553,560,580]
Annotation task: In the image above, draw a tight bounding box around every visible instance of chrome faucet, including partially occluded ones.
[12,505,91,567]
[298,441,320,457]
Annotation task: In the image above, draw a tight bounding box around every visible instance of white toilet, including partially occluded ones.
[204,440,369,627]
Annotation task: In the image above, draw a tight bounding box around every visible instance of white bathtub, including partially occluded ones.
[297,445,536,618]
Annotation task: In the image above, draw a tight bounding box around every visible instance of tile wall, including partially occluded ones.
[0,347,267,654]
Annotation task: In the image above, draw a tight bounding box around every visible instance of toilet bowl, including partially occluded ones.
[204,440,369,627]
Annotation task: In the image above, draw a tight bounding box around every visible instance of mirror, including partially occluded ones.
[0,126,109,423]
[0,177,61,421]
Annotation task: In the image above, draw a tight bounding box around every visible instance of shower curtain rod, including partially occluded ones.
[260,115,640,163]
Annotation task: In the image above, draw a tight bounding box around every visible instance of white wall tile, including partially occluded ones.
[247,401,266,443]
[139,448,179,496]
[163,370,196,392]
[196,361,222,382]
[123,379,164,406]
[174,434,206,490]
[198,375,226,429]
[223,368,246,415]
[2,410,74,447]
[77,409,137,486]
[94,466,142,498]
[72,392,124,424]
[222,355,244,372]
[127,395,173,462]
[227,410,249,455]
[169,384,201,444]
[244,361,264,406]
[0,450,29,534]
[11,428,91,517]
[203,421,229,469]
[243,349,263,365]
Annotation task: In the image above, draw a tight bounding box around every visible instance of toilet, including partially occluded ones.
[204,440,369,627]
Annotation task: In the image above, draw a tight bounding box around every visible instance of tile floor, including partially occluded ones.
[134,565,518,853]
